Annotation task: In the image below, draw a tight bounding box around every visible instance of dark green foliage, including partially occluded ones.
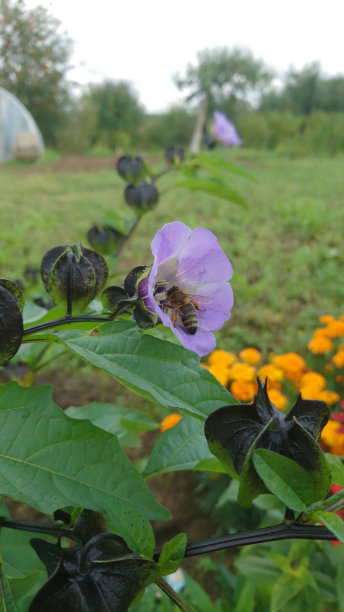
[0,0,72,145]
[81,80,144,149]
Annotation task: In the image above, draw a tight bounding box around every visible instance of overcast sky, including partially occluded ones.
[25,0,344,112]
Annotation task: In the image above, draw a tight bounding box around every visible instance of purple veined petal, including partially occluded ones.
[197,284,234,331]
[175,227,232,287]
[214,111,243,146]
[151,221,191,264]
[172,324,217,357]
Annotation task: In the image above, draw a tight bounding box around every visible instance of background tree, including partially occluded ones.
[81,80,144,150]
[175,47,273,150]
[0,0,73,145]
[260,63,344,114]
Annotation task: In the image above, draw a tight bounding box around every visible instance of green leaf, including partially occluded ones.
[312,510,344,543]
[104,504,155,559]
[0,382,169,521]
[0,563,18,612]
[270,572,311,612]
[163,177,249,207]
[65,402,157,448]
[326,453,344,486]
[37,321,233,419]
[187,154,257,182]
[158,533,187,576]
[8,573,42,607]
[143,416,215,478]
[311,487,344,512]
[252,450,317,511]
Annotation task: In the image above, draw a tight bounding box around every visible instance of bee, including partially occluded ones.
[163,285,204,335]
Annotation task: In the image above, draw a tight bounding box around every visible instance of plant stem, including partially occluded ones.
[179,523,336,558]
[23,315,111,336]
[0,516,81,543]
[157,577,196,612]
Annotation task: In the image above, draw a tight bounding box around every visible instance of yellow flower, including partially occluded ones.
[257,364,284,385]
[203,363,231,387]
[208,350,237,368]
[268,388,287,411]
[317,390,340,405]
[299,385,325,400]
[319,314,335,325]
[272,353,305,382]
[230,380,256,402]
[299,372,326,391]
[160,413,182,432]
[321,420,344,456]
[227,362,256,382]
[333,350,344,369]
[239,348,261,366]
[323,320,344,338]
[308,333,333,355]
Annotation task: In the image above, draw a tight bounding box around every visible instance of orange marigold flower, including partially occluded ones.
[272,353,305,382]
[203,364,231,387]
[299,385,325,401]
[308,333,333,355]
[268,388,288,411]
[239,348,261,366]
[208,350,237,368]
[299,372,326,391]
[230,380,256,402]
[319,314,335,325]
[227,362,256,382]
[323,320,344,338]
[318,390,340,405]
[321,420,344,456]
[333,350,344,369]
[257,364,284,385]
[160,413,182,432]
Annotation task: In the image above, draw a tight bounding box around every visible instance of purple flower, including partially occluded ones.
[138,222,233,357]
[213,111,243,146]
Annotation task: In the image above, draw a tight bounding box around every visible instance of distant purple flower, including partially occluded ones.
[138,222,233,357]
[213,111,243,146]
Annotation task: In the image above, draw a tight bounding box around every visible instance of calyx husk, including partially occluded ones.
[41,244,108,314]
[205,378,330,506]
[29,512,158,612]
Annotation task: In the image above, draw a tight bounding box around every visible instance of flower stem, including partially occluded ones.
[0,516,81,543]
[23,315,111,336]
[156,577,196,612]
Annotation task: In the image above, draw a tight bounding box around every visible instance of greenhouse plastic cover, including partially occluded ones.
[0,86,44,161]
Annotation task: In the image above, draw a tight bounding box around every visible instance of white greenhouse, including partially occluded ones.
[0,86,44,162]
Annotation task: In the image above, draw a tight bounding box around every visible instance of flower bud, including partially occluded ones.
[0,279,24,364]
[125,181,159,213]
[87,224,124,255]
[165,145,185,164]
[116,155,145,183]
[41,244,108,314]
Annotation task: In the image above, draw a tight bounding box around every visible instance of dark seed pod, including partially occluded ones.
[125,182,159,213]
[41,244,108,314]
[116,155,145,183]
[165,145,185,164]
[203,134,216,150]
[0,281,24,365]
[24,266,40,286]
[87,224,124,255]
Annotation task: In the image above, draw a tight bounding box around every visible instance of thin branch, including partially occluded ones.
[23,315,111,336]
[0,516,81,543]
[157,577,196,612]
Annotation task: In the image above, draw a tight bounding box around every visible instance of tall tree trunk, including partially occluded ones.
[189,95,208,153]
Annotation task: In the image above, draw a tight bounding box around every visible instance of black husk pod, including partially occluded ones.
[0,279,24,364]
[205,378,331,506]
[41,244,108,314]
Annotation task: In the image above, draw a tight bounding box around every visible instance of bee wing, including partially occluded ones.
[191,294,213,305]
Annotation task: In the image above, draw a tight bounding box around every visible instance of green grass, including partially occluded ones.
[1,148,343,357]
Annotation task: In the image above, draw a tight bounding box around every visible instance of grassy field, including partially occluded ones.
[1,149,344,357]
